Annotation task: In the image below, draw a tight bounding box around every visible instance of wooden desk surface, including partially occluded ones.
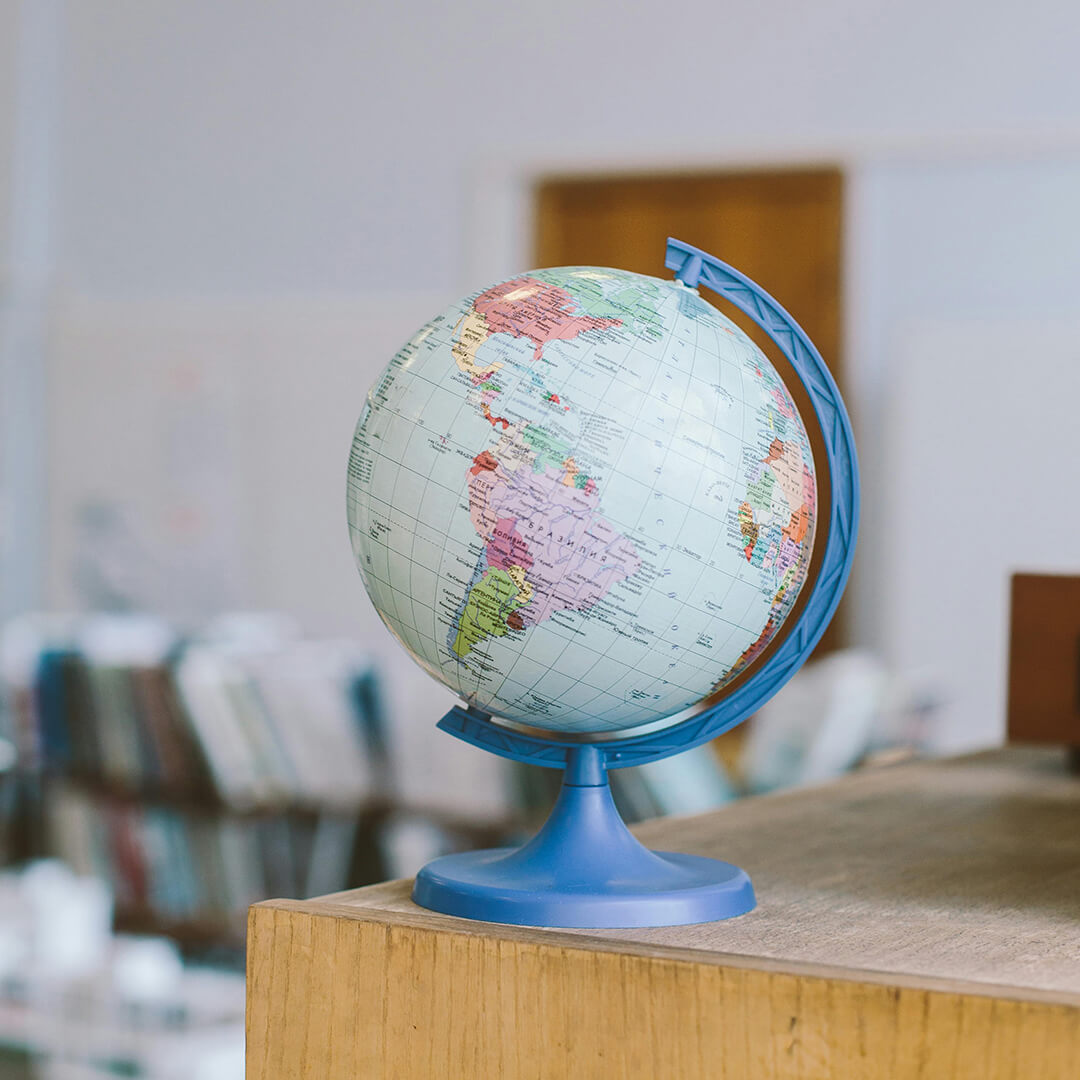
[247,747,1080,1078]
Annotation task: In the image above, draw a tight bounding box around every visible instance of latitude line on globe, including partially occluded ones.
[361,567,757,651]
[359,500,759,641]
[365,368,745,501]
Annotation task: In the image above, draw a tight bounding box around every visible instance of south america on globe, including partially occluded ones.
[347,265,816,735]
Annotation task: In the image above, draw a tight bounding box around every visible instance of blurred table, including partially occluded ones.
[247,747,1080,1079]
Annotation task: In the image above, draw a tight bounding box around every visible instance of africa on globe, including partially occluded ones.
[347,265,817,735]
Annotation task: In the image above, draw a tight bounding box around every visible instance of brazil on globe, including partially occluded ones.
[347,266,816,735]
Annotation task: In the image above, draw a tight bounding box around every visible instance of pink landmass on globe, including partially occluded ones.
[474,276,622,361]
[466,450,641,628]
[452,275,643,659]
[775,536,802,575]
[770,386,795,419]
[802,463,816,515]
[487,515,533,573]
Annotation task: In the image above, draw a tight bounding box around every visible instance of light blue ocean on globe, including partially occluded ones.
[348,266,816,734]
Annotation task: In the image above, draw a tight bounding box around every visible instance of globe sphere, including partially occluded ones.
[348,266,817,735]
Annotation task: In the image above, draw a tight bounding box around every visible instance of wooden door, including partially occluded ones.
[534,168,847,663]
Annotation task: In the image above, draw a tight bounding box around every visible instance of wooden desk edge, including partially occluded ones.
[248,893,1080,1010]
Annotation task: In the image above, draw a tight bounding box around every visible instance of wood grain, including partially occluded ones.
[247,748,1080,1078]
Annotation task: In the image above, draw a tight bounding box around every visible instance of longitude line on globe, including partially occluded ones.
[542,296,693,729]
[480,286,644,720]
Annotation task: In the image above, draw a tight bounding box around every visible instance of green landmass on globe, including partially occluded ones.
[348,266,816,734]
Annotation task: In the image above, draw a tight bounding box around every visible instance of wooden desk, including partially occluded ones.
[246,747,1080,1078]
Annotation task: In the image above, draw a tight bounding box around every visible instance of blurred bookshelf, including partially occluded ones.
[0,609,758,982]
[0,613,521,956]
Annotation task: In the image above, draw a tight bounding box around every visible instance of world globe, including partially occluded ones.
[347,262,817,736]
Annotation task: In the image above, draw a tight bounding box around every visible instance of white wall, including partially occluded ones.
[848,154,1080,748]
[881,316,1080,752]
[8,0,1080,751]
[55,1,1080,296]
[44,291,511,812]
[1,0,62,619]
[0,1,17,265]
[0,0,20,605]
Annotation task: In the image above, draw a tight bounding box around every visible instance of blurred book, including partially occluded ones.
[47,783,362,931]
[2,614,385,812]
[0,614,394,942]
[740,649,941,794]
[611,744,736,822]
[513,742,736,828]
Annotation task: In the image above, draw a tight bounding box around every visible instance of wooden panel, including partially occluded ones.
[534,168,846,659]
[247,903,1080,1080]
[535,170,843,384]
[248,749,1080,1079]
[1008,573,1080,746]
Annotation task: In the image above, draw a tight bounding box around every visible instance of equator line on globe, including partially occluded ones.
[348,250,819,737]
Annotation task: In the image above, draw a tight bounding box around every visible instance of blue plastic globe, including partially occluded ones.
[348,265,817,735]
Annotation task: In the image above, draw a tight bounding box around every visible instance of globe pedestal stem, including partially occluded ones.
[412,746,755,928]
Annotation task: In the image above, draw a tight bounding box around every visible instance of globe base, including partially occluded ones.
[412,747,755,929]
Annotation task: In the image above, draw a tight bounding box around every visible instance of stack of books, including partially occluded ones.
[4,614,387,808]
[49,784,363,930]
[0,614,392,940]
